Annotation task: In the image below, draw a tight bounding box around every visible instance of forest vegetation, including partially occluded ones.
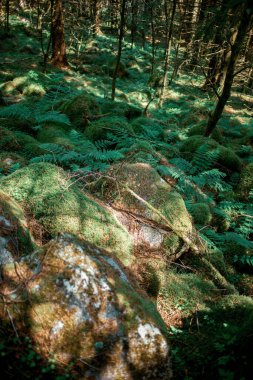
[0,0,253,379]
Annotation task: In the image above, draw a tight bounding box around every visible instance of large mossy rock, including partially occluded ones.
[0,163,133,265]
[60,92,101,129]
[0,190,34,260]
[0,235,172,380]
[95,163,196,258]
[180,136,242,172]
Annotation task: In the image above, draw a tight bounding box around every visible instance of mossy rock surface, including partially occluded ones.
[0,234,171,379]
[96,163,195,258]
[180,136,242,172]
[0,163,133,266]
[0,190,34,259]
[85,116,133,141]
[60,92,101,129]
[110,163,193,235]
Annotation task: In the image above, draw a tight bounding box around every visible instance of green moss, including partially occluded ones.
[23,83,45,97]
[84,116,133,141]
[141,263,161,298]
[60,92,101,129]
[157,267,217,318]
[0,163,133,266]
[114,277,167,334]
[218,146,242,172]
[11,76,29,90]
[189,203,212,225]
[163,233,181,256]
[237,162,253,199]
[187,255,236,294]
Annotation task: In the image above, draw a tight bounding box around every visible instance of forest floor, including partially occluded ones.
[0,16,253,380]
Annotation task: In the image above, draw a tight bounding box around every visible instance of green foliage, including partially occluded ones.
[84,116,133,141]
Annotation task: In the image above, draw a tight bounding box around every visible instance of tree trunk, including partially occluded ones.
[111,0,127,100]
[205,2,253,136]
[158,0,177,107]
[130,0,138,47]
[50,0,68,68]
[5,0,10,31]
[91,0,101,37]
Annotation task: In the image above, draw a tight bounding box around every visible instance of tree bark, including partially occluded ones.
[158,0,177,107]
[205,2,253,136]
[111,0,127,100]
[50,0,68,68]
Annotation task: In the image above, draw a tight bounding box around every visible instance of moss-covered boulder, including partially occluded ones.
[0,234,172,380]
[180,136,242,172]
[60,93,101,129]
[0,163,132,265]
[188,203,212,225]
[0,190,34,260]
[85,116,133,141]
[237,162,253,199]
[95,163,196,258]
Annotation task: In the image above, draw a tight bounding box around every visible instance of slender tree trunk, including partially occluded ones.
[205,3,253,136]
[150,3,156,74]
[130,0,138,47]
[189,0,202,66]
[50,0,68,68]
[111,0,127,100]
[5,0,10,31]
[159,0,176,107]
[91,0,101,36]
